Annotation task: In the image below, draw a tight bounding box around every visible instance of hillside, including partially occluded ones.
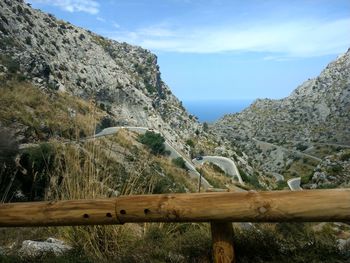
[213,49,350,188]
[0,0,200,150]
[1,1,350,262]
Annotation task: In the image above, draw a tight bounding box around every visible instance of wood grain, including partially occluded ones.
[1,189,350,227]
[0,199,118,227]
[211,222,235,263]
[116,189,350,223]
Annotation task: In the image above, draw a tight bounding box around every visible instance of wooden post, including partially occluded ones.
[211,222,235,263]
[198,173,202,192]
[209,188,235,263]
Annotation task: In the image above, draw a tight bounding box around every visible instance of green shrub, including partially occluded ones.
[152,174,186,194]
[0,128,19,202]
[209,163,225,174]
[301,173,313,185]
[239,168,263,189]
[25,36,32,45]
[19,143,55,200]
[96,116,116,133]
[145,84,157,94]
[327,164,343,175]
[185,139,195,148]
[234,223,347,263]
[0,54,20,73]
[275,180,288,190]
[296,143,308,151]
[340,152,350,161]
[172,157,187,170]
[138,131,166,155]
[203,122,209,132]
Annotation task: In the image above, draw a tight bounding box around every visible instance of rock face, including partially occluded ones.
[307,150,350,188]
[19,238,72,257]
[213,49,350,183]
[215,50,350,144]
[0,0,199,146]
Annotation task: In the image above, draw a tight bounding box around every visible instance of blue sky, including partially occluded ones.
[27,0,350,101]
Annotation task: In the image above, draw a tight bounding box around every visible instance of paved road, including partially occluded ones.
[269,172,284,182]
[287,177,302,191]
[252,138,322,162]
[193,156,244,185]
[95,126,212,189]
[288,140,350,149]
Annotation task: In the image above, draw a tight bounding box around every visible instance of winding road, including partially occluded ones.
[287,177,302,191]
[192,156,244,185]
[95,126,212,189]
[252,138,322,162]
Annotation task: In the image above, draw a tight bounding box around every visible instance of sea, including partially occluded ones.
[183,100,254,123]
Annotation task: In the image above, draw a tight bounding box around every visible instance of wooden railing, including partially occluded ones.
[1,189,350,262]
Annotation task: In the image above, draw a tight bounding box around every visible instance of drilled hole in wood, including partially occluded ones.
[144,209,150,215]
[83,214,89,219]
[106,213,112,218]
[120,210,126,215]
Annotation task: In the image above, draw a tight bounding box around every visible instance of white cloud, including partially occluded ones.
[109,18,350,58]
[96,16,106,22]
[28,0,99,14]
[112,22,120,29]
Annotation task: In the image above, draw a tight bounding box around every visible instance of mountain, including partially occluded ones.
[0,0,199,148]
[213,49,350,188]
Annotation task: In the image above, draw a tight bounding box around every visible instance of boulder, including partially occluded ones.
[337,238,350,251]
[19,238,72,257]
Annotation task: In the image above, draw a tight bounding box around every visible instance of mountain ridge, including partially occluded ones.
[212,48,350,188]
[0,0,199,149]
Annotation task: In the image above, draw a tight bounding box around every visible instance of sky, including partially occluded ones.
[26,0,350,101]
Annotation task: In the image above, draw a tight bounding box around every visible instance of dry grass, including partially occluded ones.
[45,136,156,260]
[0,81,103,139]
[198,163,234,189]
[43,124,203,260]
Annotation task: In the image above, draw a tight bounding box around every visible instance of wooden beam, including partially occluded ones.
[0,199,119,227]
[115,189,350,223]
[1,189,350,227]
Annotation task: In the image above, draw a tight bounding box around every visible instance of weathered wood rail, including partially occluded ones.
[1,189,350,263]
[1,189,350,227]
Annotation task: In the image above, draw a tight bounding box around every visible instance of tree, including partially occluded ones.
[186,139,195,148]
[203,122,209,132]
[138,131,166,155]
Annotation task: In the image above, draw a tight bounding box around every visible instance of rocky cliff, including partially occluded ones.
[0,0,199,147]
[215,50,350,144]
[213,49,350,187]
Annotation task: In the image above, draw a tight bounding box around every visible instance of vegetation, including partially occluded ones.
[234,223,349,263]
[202,122,209,132]
[145,84,157,94]
[138,131,166,155]
[198,163,233,189]
[275,180,288,190]
[172,157,187,170]
[185,139,195,148]
[239,168,264,189]
[296,143,308,151]
[0,80,102,140]
[0,54,20,74]
[340,151,350,161]
[300,172,313,185]
[0,128,19,202]
[18,143,55,201]
[0,59,348,263]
